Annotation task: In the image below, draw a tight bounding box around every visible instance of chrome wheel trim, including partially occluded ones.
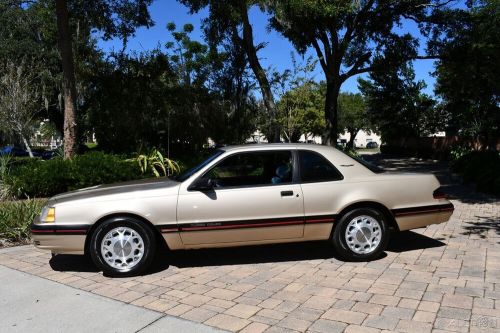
[100,227,145,270]
[345,215,381,255]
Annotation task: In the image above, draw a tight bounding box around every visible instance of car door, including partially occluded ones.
[176,150,304,246]
[298,149,344,229]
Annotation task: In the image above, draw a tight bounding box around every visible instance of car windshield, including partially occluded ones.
[338,150,385,174]
[173,149,224,182]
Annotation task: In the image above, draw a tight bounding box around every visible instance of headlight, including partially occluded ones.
[40,206,56,223]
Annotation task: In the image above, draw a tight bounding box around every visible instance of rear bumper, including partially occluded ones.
[393,203,454,231]
[31,219,89,254]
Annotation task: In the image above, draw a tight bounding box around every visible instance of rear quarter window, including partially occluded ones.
[299,150,343,182]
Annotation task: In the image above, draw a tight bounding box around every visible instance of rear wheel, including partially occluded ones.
[332,207,389,261]
[90,217,156,277]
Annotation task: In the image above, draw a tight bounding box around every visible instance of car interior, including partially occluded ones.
[205,151,293,187]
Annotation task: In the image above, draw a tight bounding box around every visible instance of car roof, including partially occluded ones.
[222,143,321,151]
[221,143,338,154]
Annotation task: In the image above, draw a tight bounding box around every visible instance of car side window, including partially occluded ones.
[299,150,343,182]
[203,151,293,188]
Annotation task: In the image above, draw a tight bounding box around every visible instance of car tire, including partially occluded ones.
[90,217,156,277]
[332,207,389,261]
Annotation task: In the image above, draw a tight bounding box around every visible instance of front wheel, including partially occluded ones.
[332,208,389,261]
[90,217,156,277]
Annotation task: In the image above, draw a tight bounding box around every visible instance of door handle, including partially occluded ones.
[281,190,294,197]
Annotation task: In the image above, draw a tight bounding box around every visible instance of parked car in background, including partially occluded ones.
[0,146,30,157]
[366,141,379,149]
[40,150,57,160]
[0,145,58,159]
[32,144,454,276]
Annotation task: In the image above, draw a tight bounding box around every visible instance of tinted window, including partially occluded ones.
[175,150,224,182]
[204,151,293,188]
[299,150,343,182]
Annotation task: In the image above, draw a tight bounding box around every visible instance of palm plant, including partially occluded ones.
[136,149,180,178]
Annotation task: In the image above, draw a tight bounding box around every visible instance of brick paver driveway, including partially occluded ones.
[1,156,499,333]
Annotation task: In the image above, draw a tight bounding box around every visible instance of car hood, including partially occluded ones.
[50,177,180,205]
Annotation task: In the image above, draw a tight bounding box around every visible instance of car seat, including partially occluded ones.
[271,165,291,184]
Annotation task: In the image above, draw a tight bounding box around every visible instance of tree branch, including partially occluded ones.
[318,30,333,65]
[341,51,372,81]
[415,0,454,8]
[341,54,442,79]
[340,0,376,53]
[311,39,329,76]
[413,55,441,60]
[342,65,378,78]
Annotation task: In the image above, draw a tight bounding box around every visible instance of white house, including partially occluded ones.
[339,130,382,148]
[244,129,381,147]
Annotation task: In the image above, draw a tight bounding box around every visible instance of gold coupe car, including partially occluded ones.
[32,144,453,276]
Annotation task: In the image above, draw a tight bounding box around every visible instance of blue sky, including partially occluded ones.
[98,1,437,95]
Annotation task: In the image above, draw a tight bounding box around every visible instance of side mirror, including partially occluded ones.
[189,177,214,191]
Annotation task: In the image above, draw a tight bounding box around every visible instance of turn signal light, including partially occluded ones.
[41,207,56,223]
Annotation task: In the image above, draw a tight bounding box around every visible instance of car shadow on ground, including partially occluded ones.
[48,230,445,276]
[149,231,445,273]
[49,253,99,273]
[386,230,446,252]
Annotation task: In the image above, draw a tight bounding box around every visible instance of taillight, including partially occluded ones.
[433,188,447,199]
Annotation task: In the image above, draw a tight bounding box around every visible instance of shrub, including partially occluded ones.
[452,151,500,195]
[5,152,145,198]
[69,152,142,190]
[0,199,46,244]
[449,143,472,161]
[0,154,13,200]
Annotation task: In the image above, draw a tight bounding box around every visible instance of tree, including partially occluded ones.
[268,1,449,145]
[179,0,280,142]
[337,92,370,149]
[54,0,154,158]
[276,82,324,143]
[88,50,177,153]
[0,61,41,157]
[88,22,258,153]
[428,0,499,145]
[206,35,259,145]
[165,22,258,148]
[273,56,324,142]
[55,0,78,159]
[358,63,440,142]
[166,22,212,87]
[0,1,64,140]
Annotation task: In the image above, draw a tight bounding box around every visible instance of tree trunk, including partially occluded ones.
[55,0,78,159]
[347,128,359,149]
[238,2,280,143]
[291,131,301,143]
[20,134,33,158]
[323,80,340,146]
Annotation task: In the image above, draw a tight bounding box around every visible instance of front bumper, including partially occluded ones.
[31,217,89,254]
